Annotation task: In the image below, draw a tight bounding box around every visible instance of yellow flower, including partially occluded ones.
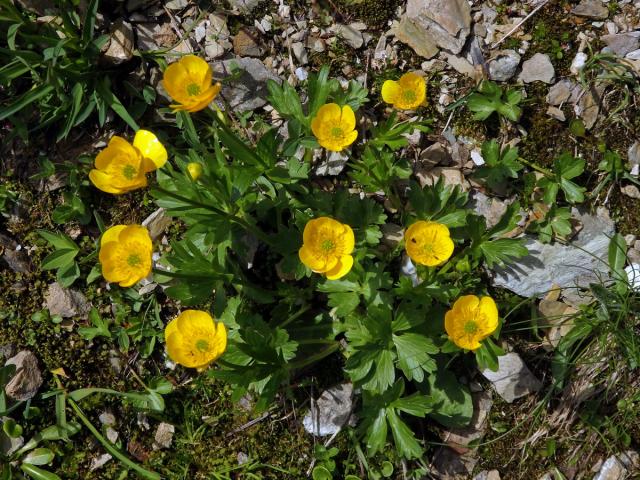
[311,103,358,152]
[404,221,454,267]
[89,130,168,195]
[381,72,426,110]
[187,162,203,180]
[445,295,499,351]
[299,217,355,280]
[165,310,227,369]
[162,55,222,112]
[99,225,153,287]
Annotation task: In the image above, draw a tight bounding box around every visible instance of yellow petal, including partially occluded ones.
[381,80,400,105]
[315,103,342,122]
[100,225,128,247]
[89,169,127,194]
[325,255,353,280]
[339,104,356,131]
[165,330,186,365]
[299,244,333,273]
[187,162,203,180]
[118,225,152,250]
[95,136,135,169]
[180,55,211,84]
[177,310,216,336]
[212,322,228,357]
[163,61,190,104]
[337,224,355,255]
[477,296,499,335]
[134,130,168,172]
[453,295,480,316]
[164,317,180,341]
[342,129,358,149]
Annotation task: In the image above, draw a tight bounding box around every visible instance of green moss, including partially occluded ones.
[336,0,403,31]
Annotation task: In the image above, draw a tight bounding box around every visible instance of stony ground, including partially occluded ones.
[2,0,640,479]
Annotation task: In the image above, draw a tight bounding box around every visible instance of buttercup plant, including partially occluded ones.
[99,225,153,287]
[89,130,167,194]
[162,55,222,112]
[381,72,427,110]
[165,310,227,369]
[84,57,527,462]
[299,217,355,280]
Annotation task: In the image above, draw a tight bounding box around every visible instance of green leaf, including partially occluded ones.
[365,408,388,455]
[37,231,79,251]
[312,466,333,480]
[40,249,78,271]
[20,464,61,480]
[0,85,54,121]
[555,153,584,179]
[559,177,585,203]
[3,418,22,438]
[386,408,423,459]
[96,77,139,130]
[422,370,473,429]
[56,261,80,288]
[609,233,628,293]
[22,448,55,466]
[392,333,437,382]
[327,292,360,317]
[479,238,528,268]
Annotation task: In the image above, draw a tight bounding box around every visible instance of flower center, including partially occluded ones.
[195,339,210,352]
[330,127,344,139]
[127,254,141,267]
[187,83,201,96]
[321,239,335,253]
[422,243,434,254]
[464,320,478,335]
[122,165,137,180]
[402,90,417,103]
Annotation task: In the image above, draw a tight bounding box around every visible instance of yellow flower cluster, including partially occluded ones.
[89,130,167,194]
[165,310,227,369]
[445,295,499,351]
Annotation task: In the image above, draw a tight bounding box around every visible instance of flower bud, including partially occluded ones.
[187,162,203,181]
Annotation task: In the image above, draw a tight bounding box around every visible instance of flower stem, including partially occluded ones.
[287,342,340,371]
[518,157,553,177]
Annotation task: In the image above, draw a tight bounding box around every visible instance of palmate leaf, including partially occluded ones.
[475,140,523,192]
[392,333,438,382]
[420,369,473,429]
[479,238,528,268]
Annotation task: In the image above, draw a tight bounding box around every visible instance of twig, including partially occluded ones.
[225,411,272,437]
[491,0,551,49]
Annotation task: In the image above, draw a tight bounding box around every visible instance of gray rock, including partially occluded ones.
[5,351,43,401]
[213,57,279,113]
[102,20,134,64]
[395,0,471,57]
[153,422,175,450]
[571,0,609,19]
[468,191,510,229]
[442,390,492,452]
[45,282,91,318]
[420,142,452,167]
[228,0,261,12]
[332,24,364,49]
[546,106,566,122]
[164,0,187,9]
[99,412,116,426]
[381,223,404,250]
[232,28,262,57]
[622,185,640,199]
[0,233,30,273]
[570,52,588,75]
[488,50,521,82]
[474,471,501,480]
[446,54,476,78]
[481,352,542,403]
[547,79,574,106]
[593,455,627,480]
[432,446,477,479]
[602,32,640,57]
[492,208,614,298]
[89,453,113,471]
[303,383,354,436]
[291,42,308,65]
[628,141,640,176]
[518,53,555,84]
[576,86,603,129]
[417,167,470,191]
[142,208,172,242]
[315,151,349,176]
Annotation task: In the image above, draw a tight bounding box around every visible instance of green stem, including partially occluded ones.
[518,157,553,177]
[67,397,161,480]
[287,343,340,371]
[278,305,311,329]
